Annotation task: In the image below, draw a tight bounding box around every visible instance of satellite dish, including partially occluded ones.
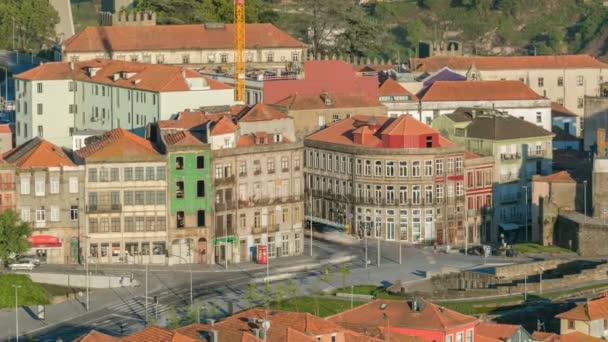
[262,320,271,330]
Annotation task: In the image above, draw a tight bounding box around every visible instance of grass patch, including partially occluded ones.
[270,296,364,317]
[333,285,404,300]
[0,274,49,309]
[39,283,85,297]
[514,243,572,254]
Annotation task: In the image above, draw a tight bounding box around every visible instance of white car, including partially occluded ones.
[9,260,37,271]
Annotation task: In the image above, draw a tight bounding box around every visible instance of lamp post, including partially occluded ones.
[309,191,313,257]
[12,284,21,342]
[539,267,543,295]
[376,199,381,267]
[522,186,528,242]
[583,180,588,222]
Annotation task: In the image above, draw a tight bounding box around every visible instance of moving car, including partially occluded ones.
[9,260,37,271]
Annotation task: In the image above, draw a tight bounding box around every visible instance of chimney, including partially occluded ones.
[209,330,218,342]
[206,318,215,326]
[251,328,260,338]
[598,128,606,157]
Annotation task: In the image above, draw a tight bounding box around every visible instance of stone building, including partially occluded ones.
[305,114,470,246]
[464,152,494,244]
[271,92,386,139]
[209,104,304,264]
[5,138,84,264]
[57,24,307,68]
[531,171,577,245]
[99,0,155,27]
[583,85,608,152]
[75,129,168,265]
[593,157,608,219]
[411,54,608,129]
[433,108,554,243]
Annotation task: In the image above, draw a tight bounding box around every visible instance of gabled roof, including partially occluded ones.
[464,114,554,140]
[327,299,477,333]
[378,78,418,100]
[3,138,75,168]
[75,128,161,162]
[556,295,608,321]
[74,330,120,342]
[210,116,238,136]
[382,114,437,136]
[164,131,206,147]
[63,24,306,53]
[16,59,231,92]
[551,102,578,118]
[531,331,559,342]
[412,55,608,73]
[273,93,380,110]
[420,66,467,86]
[475,322,520,342]
[239,104,289,122]
[559,331,605,342]
[421,80,544,102]
[175,323,263,342]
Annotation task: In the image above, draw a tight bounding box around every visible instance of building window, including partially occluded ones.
[292,52,299,62]
[557,76,564,87]
[197,210,206,227]
[399,186,407,204]
[37,103,43,115]
[436,184,444,200]
[220,54,228,63]
[412,185,421,205]
[36,207,46,223]
[577,97,584,109]
[412,161,420,177]
[399,161,407,177]
[176,211,185,228]
[145,167,155,181]
[182,55,190,64]
[281,157,289,172]
[424,160,433,177]
[536,112,542,123]
[197,180,205,197]
[50,178,59,194]
[386,161,394,177]
[267,158,275,173]
[455,157,463,173]
[266,53,274,62]
[70,206,79,221]
[455,332,463,342]
[466,329,473,342]
[50,206,59,222]
[577,75,584,86]
[36,83,43,93]
[196,156,205,169]
[35,178,45,196]
[176,181,184,199]
[568,320,575,329]
[537,77,544,87]
[135,167,144,181]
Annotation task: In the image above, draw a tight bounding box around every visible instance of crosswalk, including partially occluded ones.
[107,297,171,320]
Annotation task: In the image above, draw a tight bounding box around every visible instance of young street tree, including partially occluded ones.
[0,211,31,263]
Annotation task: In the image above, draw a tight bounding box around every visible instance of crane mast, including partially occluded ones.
[234,0,246,102]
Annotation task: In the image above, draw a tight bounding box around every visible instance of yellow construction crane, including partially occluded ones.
[234,0,246,102]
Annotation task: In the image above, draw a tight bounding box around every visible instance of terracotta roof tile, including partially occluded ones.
[158,112,223,130]
[74,330,120,342]
[75,128,161,161]
[475,322,519,341]
[239,104,289,122]
[412,55,608,73]
[0,124,13,134]
[273,93,380,110]
[551,102,578,117]
[379,79,418,100]
[3,138,75,168]
[382,114,437,136]
[164,131,206,147]
[64,24,306,53]
[16,59,231,92]
[327,299,477,333]
[465,151,480,159]
[421,80,544,102]
[560,331,606,342]
[531,332,560,342]
[534,170,576,183]
[210,116,239,136]
[556,295,608,321]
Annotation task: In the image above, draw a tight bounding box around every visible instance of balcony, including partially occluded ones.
[214,226,235,237]
[527,149,546,159]
[87,204,122,213]
[35,220,46,228]
[499,173,519,183]
[214,176,235,186]
[238,195,304,209]
[500,152,521,161]
[215,201,236,212]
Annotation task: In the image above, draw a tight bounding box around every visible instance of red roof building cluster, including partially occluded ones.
[420,80,544,102]
[3,138,75,168]
[75,128,161,162]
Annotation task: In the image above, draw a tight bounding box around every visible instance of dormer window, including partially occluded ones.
[321,92,333,106]
[426,136,433,148]
[274,134,282,143]
[257,137,266,145]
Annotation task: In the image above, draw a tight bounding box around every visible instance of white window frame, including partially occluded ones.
[20,207,30,222]
[50,206,60,222]
[50,177,60,194]
[20,177,30,195]
[36,208,46,222]
[69,176,79,193]
[35,178,45,196]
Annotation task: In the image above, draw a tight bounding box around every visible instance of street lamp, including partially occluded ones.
[583,180,588,222]
[522,186,528,242]
[12,284,21,342]
[376,198,381,267]
[539,267,543,295]
[309,191,313,257]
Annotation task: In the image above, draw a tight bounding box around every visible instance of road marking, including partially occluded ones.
[111,313,146,322]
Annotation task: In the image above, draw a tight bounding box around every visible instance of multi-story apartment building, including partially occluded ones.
[305,114,469,246]
[464,152,494,244]
[14,59,235,148]
[419,80,552,131]
[0,162,16,214]
[75,128,168,264]
[210,104,304,264]
[57,23,307,68]
[411,55,608,126]
[5,138,84,264]
[271,92,387,139]
[160,131,212,265]
[433,108,554,243]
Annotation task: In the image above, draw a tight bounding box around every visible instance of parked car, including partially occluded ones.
[9,260,37,271]
[466,245,485,256]
[16,255,41,266]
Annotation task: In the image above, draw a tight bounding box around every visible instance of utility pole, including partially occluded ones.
[522,186,528,242]
[583,180,588,223]
[12,285,21,342]
[145,263,149,323]
[85,256,89,311]
[309,191,313,257]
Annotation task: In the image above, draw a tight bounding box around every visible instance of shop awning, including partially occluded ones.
[29,235,62,248]
[213,237,237,245]
[499,223,521,231]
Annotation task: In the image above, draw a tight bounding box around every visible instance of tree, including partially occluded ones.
[0,0,58,52]
[339,264,351,288]
[0,210,31,263]
[285,279,299,311]
[273,283,286,308]
[243,283,260,308]
[320,265,333,285]
[261,282,274,309]
[166,305,180,329]
[135,0,275,24]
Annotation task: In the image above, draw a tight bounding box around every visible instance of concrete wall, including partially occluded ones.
[593,158,608,219]
[25,272,138,289]
[554,211,608,256]
[583,96,608,152]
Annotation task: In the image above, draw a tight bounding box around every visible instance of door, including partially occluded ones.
[240,240,248,263]
[198,238,207,264]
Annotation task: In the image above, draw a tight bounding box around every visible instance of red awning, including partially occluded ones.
[29,235,62,248]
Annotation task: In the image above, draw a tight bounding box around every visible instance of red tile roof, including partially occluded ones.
[306,115,456,149]
[0,124,13,134]
[531,332,560,342]
[327,299,478,334]
[164,131,206,147]
[421,80,544,102]
[560,331,606,342]
[379,79,418,100]
[75,128,161,161]
[64,24,306,53]
[16,59,231,92]
[465,151,480,159]
[210,116,239,136]
[3,138,75,168]
[556,295,608,321]
[273,92,380,110]
[74,330,120,342]
[412,55,608,73]
[551,102,578,117]
[176,323,263,342]
[533,170,576,183]
[239,104,289,122]
[475,322,519,342]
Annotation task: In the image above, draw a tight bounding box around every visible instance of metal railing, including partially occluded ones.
[500,152,522,161]
[87,204,122,213]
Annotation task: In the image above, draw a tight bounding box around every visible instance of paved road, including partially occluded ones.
[1,238,522,342]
